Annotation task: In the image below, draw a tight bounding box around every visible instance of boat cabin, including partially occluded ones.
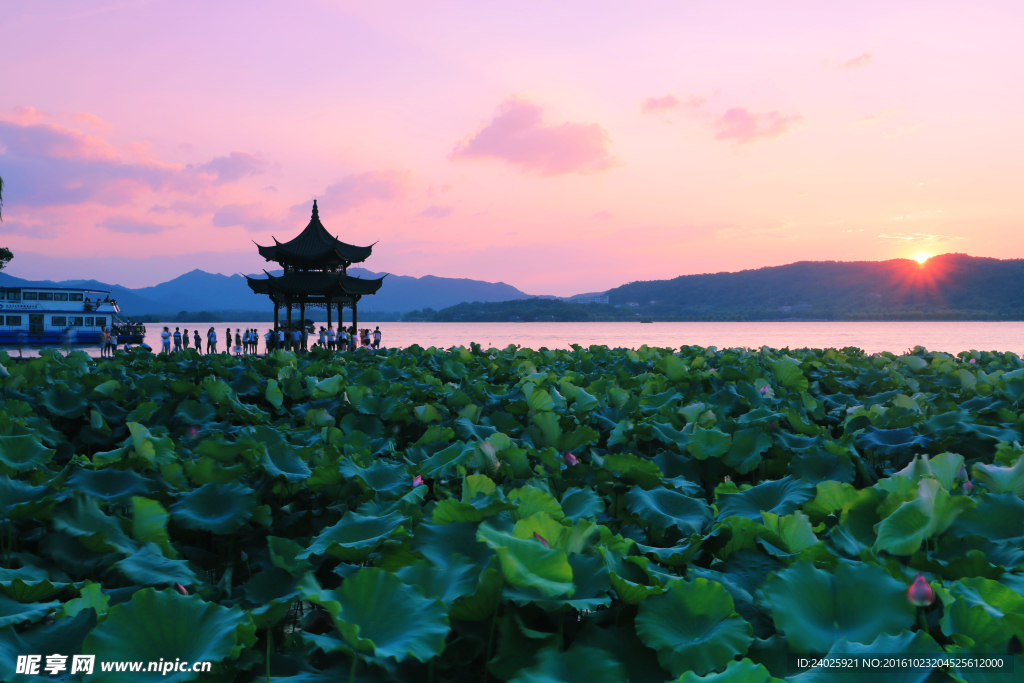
[0,286,143,344]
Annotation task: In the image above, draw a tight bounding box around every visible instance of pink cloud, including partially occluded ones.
[839,53,873,69]
[1,220,59,239]
[290,171,411,218]
[712,108,802,144]
[197,152,269,185]
[212,203,282,233]
[70,112,113,131]
[451,98,615,176]
[419,205,454,219]
[592,211,612,220]
[100,215,178,235]
[641,95,681,114]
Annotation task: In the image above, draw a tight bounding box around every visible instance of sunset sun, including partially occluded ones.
[914,253,930,264]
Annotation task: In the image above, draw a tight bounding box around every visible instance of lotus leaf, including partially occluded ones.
[83,588,256,682]
[764,561,915,652]
[509,644,627,683]
[0,435,55,473]
[65,467,151,503]
[300,510,407,562]
[636,577,753,677]
[170,482,256,534]
[0,608,97,683]
[626,486,713,534]
[717,477,815,520]
[111,543,199,587]
[789,630,943,683]
[477,523,574,597]
[300,568,448,662]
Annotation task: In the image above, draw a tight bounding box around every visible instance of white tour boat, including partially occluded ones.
[0,285,145,344]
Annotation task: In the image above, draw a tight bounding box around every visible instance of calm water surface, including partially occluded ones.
[7,321,1024,357]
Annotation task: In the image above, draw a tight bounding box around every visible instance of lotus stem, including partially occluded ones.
[483,609,497,683]
[266,628,272,683]
[350,654,358,683]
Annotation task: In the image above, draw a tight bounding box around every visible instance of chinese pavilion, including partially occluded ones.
[246,200,384,333]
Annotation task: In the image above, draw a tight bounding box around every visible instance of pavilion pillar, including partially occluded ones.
[352,301,358,348]
[273,298,279,330]
[300,302,306,350]
[326,300,332,331]
[286,301,292,349]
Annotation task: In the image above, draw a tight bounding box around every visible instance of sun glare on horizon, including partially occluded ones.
[914,253,930,264]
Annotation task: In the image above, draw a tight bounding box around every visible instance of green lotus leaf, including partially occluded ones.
[789,630,943,683]
[764,561,915,653]
[83,588,256,683]
[856,426,932,456]
[509,486,566,521]
[607,553,666,605]
[717,476,815,520]
[760,511,818,554]
[131,496,177,558]
[111,543,199,587]
[0,608,97,683]
[243,568,300,629]
[788,447,855,484]
[972,457,1024,497]
[723,428,773,474]
[948,493,1024,541]
[573,619,672,683]
[265,379,284,409]
[504,552,612,612]
[449,561,504,621]
[0,565,75,603]
[477,523,574,597]
[60,580,110,619]
[411,521,495,569]
[260,443,312,483]
[803,480,859,524]
[509,644,627,683]
[52,493,138,554]
[299,568,449,662]
[873,478,975,555]
[417,441,476,477]
[687,425,732,460]
[0,595,60,628]
[636,577,753,677]
[39,386,88,417]
[0,475,54,518]
[625,486,713,534]
[339,457,408,494]
[397,556,479,606]
[560,487,604,521]
[0,435,55,473]
[771,357,808,393]
[940,577,1024,649]
[679,658,774,683]
[169,482,256,535]
[65,467,151,504]
[300,510,407,562]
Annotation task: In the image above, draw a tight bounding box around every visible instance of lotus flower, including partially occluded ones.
[563,452,579,466]
[760,386,768,396]
[174,583,189,596]
[533,533,549,549]
[963,479,974,495]
[412,475,423,487]
[969,358,976,365]
[906,574,934,606]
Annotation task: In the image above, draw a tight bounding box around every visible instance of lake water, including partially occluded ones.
[6,321,1024,357]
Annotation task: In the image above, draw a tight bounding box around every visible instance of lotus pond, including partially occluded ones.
[1,343,1023,683]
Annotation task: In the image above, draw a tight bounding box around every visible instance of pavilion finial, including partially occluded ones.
[311,199,319,221]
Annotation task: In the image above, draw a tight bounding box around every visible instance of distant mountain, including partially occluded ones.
[603,254,1024,320]
[0,267,544,317]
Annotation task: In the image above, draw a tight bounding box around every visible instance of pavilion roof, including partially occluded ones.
[245,270,386,298]
[256,200,374,265]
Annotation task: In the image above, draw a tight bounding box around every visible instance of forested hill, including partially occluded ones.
[604,253,1024,320]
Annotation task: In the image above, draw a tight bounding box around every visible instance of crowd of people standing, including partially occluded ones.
[153,324,383,356]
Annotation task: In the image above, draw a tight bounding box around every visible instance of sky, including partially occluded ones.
[1,0,1022,295]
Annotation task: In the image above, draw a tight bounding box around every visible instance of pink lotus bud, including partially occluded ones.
[906,574,934,606]
[174,583,188,596]
[957,466,968,481]
[412,475,423,487]
[533,533,549,549]
[760,386,768,395]
[963,479,974,495]
[563,452,578,466]
[969,358,976,365]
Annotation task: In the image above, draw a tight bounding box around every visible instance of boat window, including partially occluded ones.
[5,316,21,325]
[95,316,106,327]
[70,317,84,326]
[38,293,54,301]
[54,293,69,301]
[69,293,84,301]
[85,317,94,326]
[22,292,38,300]
[51,316,67,326]
[6,292,19,300]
